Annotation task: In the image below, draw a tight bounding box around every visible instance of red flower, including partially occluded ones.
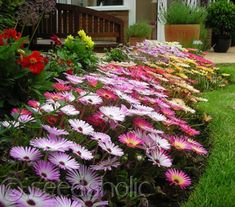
[2,28,21,41]
[51,34,62,45]
[19,51,46,74]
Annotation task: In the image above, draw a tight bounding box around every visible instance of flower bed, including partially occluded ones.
[0,33,225,206]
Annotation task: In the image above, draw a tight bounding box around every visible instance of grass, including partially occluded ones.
[182,64,235,207]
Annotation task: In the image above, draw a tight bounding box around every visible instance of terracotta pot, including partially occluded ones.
[165,24,200,46]
[129,37,146,46]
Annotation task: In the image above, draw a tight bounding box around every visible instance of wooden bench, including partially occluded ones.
[33,3,124,51]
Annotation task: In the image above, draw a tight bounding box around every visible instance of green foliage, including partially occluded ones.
[0,0,24,30]
[50,33,98,72]
[104,46,129,62]
[126,22,152,39]
[160,0,207,24]
[0,30,54,113]
[206,0,235,36]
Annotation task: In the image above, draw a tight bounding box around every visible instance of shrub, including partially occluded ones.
[206,0,235,37]
[160,0,207,24]
[104,45,129,62]
[126,22,152,39]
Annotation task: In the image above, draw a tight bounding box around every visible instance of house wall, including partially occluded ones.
[136,0,157,39]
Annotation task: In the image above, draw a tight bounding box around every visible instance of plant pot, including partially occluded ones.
[129,37,146,46]
[213,37,231,53]
[165,24,200,47]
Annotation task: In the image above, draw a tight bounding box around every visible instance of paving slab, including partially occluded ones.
[205,47,235,64]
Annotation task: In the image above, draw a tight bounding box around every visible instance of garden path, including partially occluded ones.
[205,47,235,64]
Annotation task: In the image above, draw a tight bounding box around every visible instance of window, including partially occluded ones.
[86,0,124,6]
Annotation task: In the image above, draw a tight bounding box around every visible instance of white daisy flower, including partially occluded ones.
[148,134,171,150]
[79,92,103,105]
[90,132,112,143]
[100,106,125,122]
[60,105,80,116]
[69,119,94,135]
[1,120,20,128]
[149,112,166,122]
[147,150,172,167]
[70,143,93,160]
[115,90,140,105]
[98,141,124,157]
[59,92,76,102]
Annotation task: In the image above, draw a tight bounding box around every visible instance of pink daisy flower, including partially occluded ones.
[30,137,72,152]
[65,74,84,84]
[58,92,76,102]
[98,141,124,157]
[28,100,40,109]
[115,90,140,105]
[44,92,64,101]
[11,187,55,207]
[147,150,172,167]
[11,108,32,116]
[180,124,200,136]
[54,196,82,207]
[66,165,102,192]
[191,145,208,155]
[60,105,80,116]
[133,117,163,134]
[68,119,94,135]
[171,137,191,150]
[187,138,203,147]
[10,146,42,162]
[53,83,71,91]
[48,152,80,170]
[42,125,69,136]
[70,143,94,160]
[96,88,118,101]
[17,115,34,123]
[118,132,143,148]
[90,157,120,172]
[34,160,60,181]
[100,106,125,122]
[165,169,191,189]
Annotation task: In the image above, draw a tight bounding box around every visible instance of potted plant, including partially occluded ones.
[160,0,207,47]
[126,22,152,46]
[206,0,235,52]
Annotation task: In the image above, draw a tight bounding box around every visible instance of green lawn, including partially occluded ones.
[183,64,235,207]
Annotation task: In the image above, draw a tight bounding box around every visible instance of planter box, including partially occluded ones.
[165,24,200,47]
[129,37,146,46]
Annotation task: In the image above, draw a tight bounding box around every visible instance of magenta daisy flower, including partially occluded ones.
[171,137,191,150]
[133,117,163,134]
[42,125,69,136]
[70,143,94,160]
[165,169,191,189]
[191,145,208,155]
[74,191,108,207]
[0,185,16,207]
[34,160,60,181]
[10,146,42,162]
[11,187,55,207]
[118,132,143,148]
[180,124,200,136]
[96,88,118,101]
[49,152,80,170]
[68,119,94,135]
[91,157,120,172]
[67,165,102,192]
[98,141,124,157]
[90,132,111,143]
[147,150,172,167]
[99,106,125,122]
[30,137,72,152]
[54,196,82,207]
[53,83,71,91]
